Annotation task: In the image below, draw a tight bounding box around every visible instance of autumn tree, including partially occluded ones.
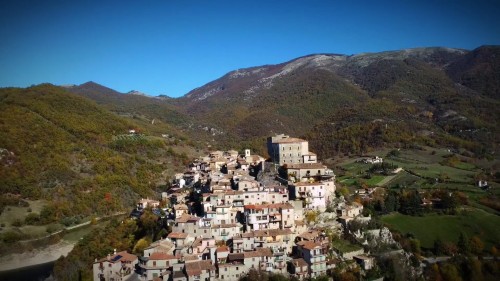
[469,236,484,255]
[440,263,462,281]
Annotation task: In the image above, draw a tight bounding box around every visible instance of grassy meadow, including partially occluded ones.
[381,209,500,250]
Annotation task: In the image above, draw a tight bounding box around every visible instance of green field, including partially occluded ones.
[331,239,363,253]
[381,209,500,250]
[365,175,386,186]
[337,147,497,206]
[0,200,49,237]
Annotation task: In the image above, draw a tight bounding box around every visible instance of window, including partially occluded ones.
[225,268,228,272]
[153,261,156,267]
[289,147,291,150]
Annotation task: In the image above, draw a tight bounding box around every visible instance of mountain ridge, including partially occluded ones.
[21,45,499,158]
[169,45,499,157]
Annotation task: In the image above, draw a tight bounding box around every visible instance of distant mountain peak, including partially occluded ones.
[126,90,148,96]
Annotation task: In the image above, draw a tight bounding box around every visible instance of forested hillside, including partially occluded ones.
[66,82,190,127]
[2,46,498,229]
[0,84,192,228]
[173,46,500,159]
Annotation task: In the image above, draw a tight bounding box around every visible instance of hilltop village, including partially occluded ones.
[93,135,396,281]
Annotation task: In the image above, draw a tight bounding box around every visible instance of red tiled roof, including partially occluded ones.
[167,232,188,239]
[216,245,229,252]
[292,258,308,267]
[287,163,325,169]
[149,252,177,260]
[300,241,322,250]
[185,260,215,276]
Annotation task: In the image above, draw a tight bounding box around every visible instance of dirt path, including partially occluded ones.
[377,174,397,186]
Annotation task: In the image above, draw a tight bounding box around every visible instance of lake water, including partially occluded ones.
[0,261,55,281]
[0,217,114,281]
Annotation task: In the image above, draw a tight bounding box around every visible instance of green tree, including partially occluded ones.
[457,232,470,255]
[384,192,399,213]
[24,213,41,225]
[434,238,445,255]
[140,208,159,238]
[409,238,421,255]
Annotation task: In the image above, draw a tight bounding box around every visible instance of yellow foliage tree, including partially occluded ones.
[133,237,151,254]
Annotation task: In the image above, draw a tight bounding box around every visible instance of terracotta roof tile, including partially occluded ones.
[185,260,215,276]
[167,232,188,239]
[149,252,177,260]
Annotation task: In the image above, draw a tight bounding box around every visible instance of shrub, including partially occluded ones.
[25,213,41,225]
[60,216,78,227]
[11,218,24,227]
[1,231,24,243]
[46,224,60,234]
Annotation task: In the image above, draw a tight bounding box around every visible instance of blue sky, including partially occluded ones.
[1,0,499,97]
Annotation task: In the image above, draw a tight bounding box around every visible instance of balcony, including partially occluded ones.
[275,262,286,269]
[272,247,286,255]
[221,231,229,236]
[247,215,268,224]
[260,262,273,272]
[269,215,281,221]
